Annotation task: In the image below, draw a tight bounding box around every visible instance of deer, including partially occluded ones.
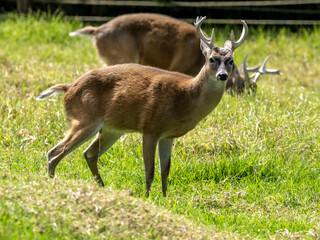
[226,53,282,94]
[37,17,248,197]
[69,13,205,77]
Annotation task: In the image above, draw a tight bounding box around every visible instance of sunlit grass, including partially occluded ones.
[1,13,319,239]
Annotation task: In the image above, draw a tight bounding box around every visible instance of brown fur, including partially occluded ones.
[72,13,204,76]
[226,62,246,94]
[62,64,225,137]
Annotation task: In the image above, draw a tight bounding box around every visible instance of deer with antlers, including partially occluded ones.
[226,53,282,94]
[37,17,248,197]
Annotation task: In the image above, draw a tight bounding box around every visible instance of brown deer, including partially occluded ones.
[226,53,282,94]
[38,17,248,197]
[70,13,205,76]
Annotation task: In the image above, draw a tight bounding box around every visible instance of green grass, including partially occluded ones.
[1,13,320,239]
[0,175,232,239]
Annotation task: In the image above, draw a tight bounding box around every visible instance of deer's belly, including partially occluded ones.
[161,118,199,139]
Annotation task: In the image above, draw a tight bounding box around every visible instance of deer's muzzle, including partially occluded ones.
[217,72,228,81]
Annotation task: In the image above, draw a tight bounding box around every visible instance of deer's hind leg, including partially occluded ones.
[142,133,159,197]
[83,130,122,186]
[47,120,104,178]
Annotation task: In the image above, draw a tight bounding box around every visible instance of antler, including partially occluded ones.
[239,53,282,92]
[240,53,260,78]
[242,53,260,73]
[246,55,282,92]
[258,55,282,75]
[194,16,215,49]
[252,55,282,83]
[230,20,249,51]
[241,53,282,80]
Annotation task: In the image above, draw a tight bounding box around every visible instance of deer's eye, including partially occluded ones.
[228,59,234,65]
[209,57,220,64]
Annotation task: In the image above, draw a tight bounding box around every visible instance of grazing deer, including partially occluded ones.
[38,17,248,197]
[226,53,282,94]
[70,13,205,76]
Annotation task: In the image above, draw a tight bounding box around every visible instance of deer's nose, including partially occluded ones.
[217,73,228,81]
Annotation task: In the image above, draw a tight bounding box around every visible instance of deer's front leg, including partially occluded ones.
[158,138,173,197]
[142,133,158,197]
[83,130,122,186]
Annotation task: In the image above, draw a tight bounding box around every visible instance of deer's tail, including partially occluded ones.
[69,26,97,37]
[36,84,71,101]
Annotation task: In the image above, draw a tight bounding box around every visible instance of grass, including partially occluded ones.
[0,175,232,239]
[1,12,320,239]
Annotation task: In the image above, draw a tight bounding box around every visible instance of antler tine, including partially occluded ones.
[246,65,261,72]
[245,53,261,73]
[252,72,261,84]
[240,53,249,78]
[242,53,260,73]
[242,52,249,70]
[230,20,249,52]
[194,16,214,48]
[240,53,260,91]
[259,55,282,75]
[241,53,260,78]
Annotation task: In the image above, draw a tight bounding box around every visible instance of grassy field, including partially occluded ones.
[1,13,319,239]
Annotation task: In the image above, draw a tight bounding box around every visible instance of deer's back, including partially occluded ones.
[64,64,201,135]
[94,13,204,75]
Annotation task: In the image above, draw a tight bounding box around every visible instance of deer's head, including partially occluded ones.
[194,17,248,83]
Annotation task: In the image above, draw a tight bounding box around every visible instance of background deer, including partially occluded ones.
[227,53,282,94]
[70,13,205,76]
[38,17,248,197]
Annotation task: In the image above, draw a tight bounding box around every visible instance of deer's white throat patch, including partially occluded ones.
[208,75,227,91]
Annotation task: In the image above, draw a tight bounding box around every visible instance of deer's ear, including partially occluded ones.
[200,40,210,57]
[224,40,232,50]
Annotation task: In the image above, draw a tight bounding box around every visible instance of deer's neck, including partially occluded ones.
[193,64,227,95]
[188,64,226,120]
